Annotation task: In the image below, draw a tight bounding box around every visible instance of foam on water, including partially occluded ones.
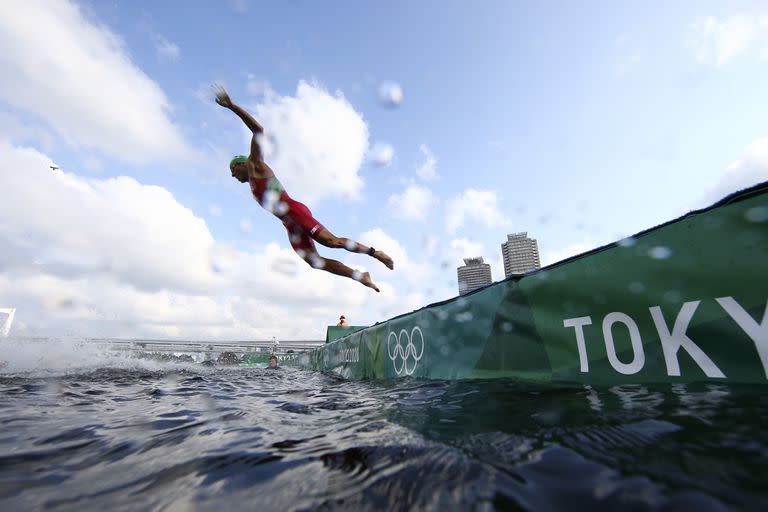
[0,336,204,377]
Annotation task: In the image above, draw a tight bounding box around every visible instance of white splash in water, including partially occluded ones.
[0,337,204,377]
[0,308,15,337]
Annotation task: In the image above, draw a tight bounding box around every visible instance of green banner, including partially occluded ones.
[326,325,367,343]
[293,182,768,385]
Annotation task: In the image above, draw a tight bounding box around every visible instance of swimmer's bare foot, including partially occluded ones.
[360,272,380,292]
[373,250,394,270]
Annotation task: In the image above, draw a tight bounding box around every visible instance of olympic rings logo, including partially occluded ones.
[387,326,424,376]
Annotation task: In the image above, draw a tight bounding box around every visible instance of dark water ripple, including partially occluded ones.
[0,367,766,511]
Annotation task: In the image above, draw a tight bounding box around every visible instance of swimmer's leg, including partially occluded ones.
[300,251,380,292]
[314,228,394,270]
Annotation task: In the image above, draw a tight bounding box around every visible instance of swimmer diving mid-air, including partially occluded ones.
[214,85,393,292]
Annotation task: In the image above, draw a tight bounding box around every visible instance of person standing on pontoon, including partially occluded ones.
[214,85,393,292]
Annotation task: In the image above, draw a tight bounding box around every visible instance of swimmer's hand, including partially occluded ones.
[213,84,233,109]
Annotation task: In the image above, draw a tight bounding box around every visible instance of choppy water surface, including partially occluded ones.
[1,360,766,511]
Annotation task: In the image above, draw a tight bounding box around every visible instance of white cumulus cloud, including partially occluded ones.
[416,144,438,181]
[0,141,395,339]
[0,0,191,164]
[542,240,596,267]
[449,239,485,260]
[686,14,767,66]
[155,35,180,60]
[445,189,510,234]
[359,228,433,288]
[253,81,369,205]
[0,140,222,294]
[699,136,768,206]
[387,185,438,221]
[246,75,271,96]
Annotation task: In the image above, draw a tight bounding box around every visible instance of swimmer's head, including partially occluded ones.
[268,355,278,368]
[229,155,249,183]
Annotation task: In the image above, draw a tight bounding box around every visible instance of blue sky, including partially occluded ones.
[1,0,767,340]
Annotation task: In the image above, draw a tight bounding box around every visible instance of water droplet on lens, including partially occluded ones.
[311,255,326,269]
[275,201,289,216]
[664,290,682,303]
[262,190,281,213]
[648,246,672,260]
[501,322,513,333]
[345,240,358,251]
[255,132,277,158]
[57,298,76,310]
[369,143,394,166]
[628,282,645,294]
[378,81,403,108]
[437,311,449,321]
[745,206,768,223]
[617,237,636,248]
[239,219,253,233]
[422,235,439,257]
[351,270,363,281]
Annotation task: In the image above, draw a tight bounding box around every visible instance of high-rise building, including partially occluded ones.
[457,257,492,295]
[501,232,541,277]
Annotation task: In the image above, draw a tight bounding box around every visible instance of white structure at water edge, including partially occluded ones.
[0,308,15,337]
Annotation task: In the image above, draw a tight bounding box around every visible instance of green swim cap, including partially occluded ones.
[229,155,248,169]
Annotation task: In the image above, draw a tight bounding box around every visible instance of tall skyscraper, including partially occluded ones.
[501,232,541,277]
[457,257,492,295]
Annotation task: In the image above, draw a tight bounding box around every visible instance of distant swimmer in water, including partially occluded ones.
[267,355,279,369]
[214,85,393,292]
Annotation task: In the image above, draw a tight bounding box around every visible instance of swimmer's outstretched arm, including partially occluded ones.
[214,84,263,134]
